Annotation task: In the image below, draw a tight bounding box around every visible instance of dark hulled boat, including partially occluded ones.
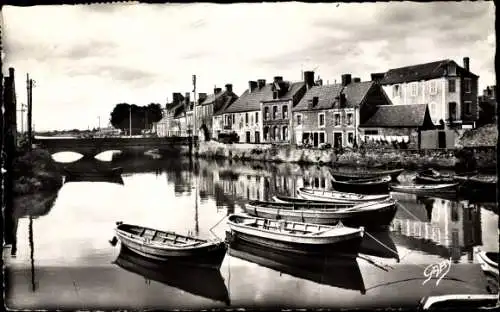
[454,175,498,199]
[331,176,392,194]
[359,230,399,261]
[114,222,227,269]
[476,251,499,277]
[114,246,230,305]
[243,199,398,229]
[329,168,404,182]
[297,188,390,203]
[227,237,366,294]
[64,166,123,177]
[226,214,364,256]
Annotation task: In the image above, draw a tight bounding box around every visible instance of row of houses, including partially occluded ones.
[155,57,486,149]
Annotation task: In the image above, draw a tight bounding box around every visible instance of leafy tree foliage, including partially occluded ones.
[110,103,164,133]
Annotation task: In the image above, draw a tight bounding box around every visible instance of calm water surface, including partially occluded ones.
[4,155,498,310]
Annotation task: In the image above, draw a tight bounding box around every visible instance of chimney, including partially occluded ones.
[371,72,385,82]
[198,93,207,104]
[8,67,15,77]
[353,77,361,83]
[185,92,191,108]
[224,84,232,93]
[214,87,222,94]
[248,81,258,93]
[463,57,470,71]
[273,76,283,83]
[341,74,352,86]
[304,71,315,90]
[257,79,266,89]
[315,79,323,86]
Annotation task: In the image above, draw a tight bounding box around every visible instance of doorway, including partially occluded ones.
[246,131,251,143]
[438,131,446,148]
[255,131,260,143]
[313,132,319,147]
[334,132,343,148]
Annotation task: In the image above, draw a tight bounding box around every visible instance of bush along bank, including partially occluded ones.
[12,148,63,195]
[194,141,497,170]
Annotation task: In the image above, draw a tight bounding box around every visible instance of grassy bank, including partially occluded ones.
[12,148,63,195]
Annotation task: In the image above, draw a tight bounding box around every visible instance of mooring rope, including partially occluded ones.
[209,214,227,241]
[363,231,400,261]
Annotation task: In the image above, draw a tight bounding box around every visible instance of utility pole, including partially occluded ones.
[26,74,33,151]
[192,74,197,142]
[17,103,27,136]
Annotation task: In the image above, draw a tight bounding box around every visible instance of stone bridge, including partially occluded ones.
[33,136,198,159]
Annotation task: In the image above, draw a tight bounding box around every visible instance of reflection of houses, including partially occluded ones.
[196,85,239,141]
[391,197,482,261]
[293,73,391,148]
[377,57,479,129]
[359,104,437,149]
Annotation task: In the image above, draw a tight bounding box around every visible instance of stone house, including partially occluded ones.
[219,76,306,143]
[477,85,497,126]
[376,57,479,129]
[359,104,436,149]
[292,73,391,148]
[195,84,239,141]
[156,92,187,137]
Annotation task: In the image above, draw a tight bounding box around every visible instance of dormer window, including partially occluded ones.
[464,78,472,93]
[448,63,457,76]
[273,91,278,99]
[312,96,319,107]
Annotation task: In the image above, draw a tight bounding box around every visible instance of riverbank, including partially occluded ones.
[195,140,495,171]
[12,148,63,195]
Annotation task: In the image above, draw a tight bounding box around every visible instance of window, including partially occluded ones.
[347,113,353,126]
[429,81,437,95]
[319,132,325,144]
[232,114,235,124]
[319,113,325,127]
[255,112,259,124]
[273,125,279,141]
[320,178,326,189]
[464,78,472,93]
[273,91,278,99]
[282,105,288,119]
[263,126,269,140]
[334,113,341,126]
[451,203,459,221]
[411,82,418,97]
[347,132,354,145]
[245,112,249,126]
[449,79,456,93]
[282,126,288,141]
[273,106,278,119]
[464,101,472,115]
[264,107,270,120]
[392,85,400,97]
[296,114,302,125]
[448,102,457,121]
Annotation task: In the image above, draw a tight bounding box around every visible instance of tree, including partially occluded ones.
[110,102,164,134]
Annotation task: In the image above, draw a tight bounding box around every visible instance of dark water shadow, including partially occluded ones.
[228,239,366,294]
[113,246,230,305]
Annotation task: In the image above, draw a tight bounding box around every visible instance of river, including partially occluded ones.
[4,152,498,310]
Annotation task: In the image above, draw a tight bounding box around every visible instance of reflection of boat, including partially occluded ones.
[297,188,390,203]
[390,183,458,196]
[415,169,455,184]
[359,231,399,260]
[454,175,498,199]
[114,222,227,269]
[328,168,404,182]
[331,176,391,194]
[64,173,124,184]
[226,214,364,256]
[114,246,230,305]
[476,251,499,277]
[228,238,366,294]
[419,294,499,310]
[243,200,397,229]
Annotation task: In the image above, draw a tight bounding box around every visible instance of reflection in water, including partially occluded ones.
[114,246,230,305]
[360,231,400,261]
[390,193,483,262]
[228,239,366,294]
[29,216,36,292]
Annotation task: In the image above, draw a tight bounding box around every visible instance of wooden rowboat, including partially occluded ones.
[297,188,390,203]
[389,183,458,196]
[272,195,357,205]
[328,168,404,182]
[415,169,455,184]
[476,251,499,277]
[243,199,397,229]
[114,246,230,304]
[114,222,227,269]
[331,175,392,194]
[226,214,364,256]
[419,294,499,310]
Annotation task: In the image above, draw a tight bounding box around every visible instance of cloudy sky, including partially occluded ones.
[2,1,496,131]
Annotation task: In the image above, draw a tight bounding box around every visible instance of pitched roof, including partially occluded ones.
[293,84,343,111]
[343,81,374,107]
[201,91,225,106]
[293,81,374,112]
[360,104,435,128]
[380,59,479,85]
[223,81,305,113]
